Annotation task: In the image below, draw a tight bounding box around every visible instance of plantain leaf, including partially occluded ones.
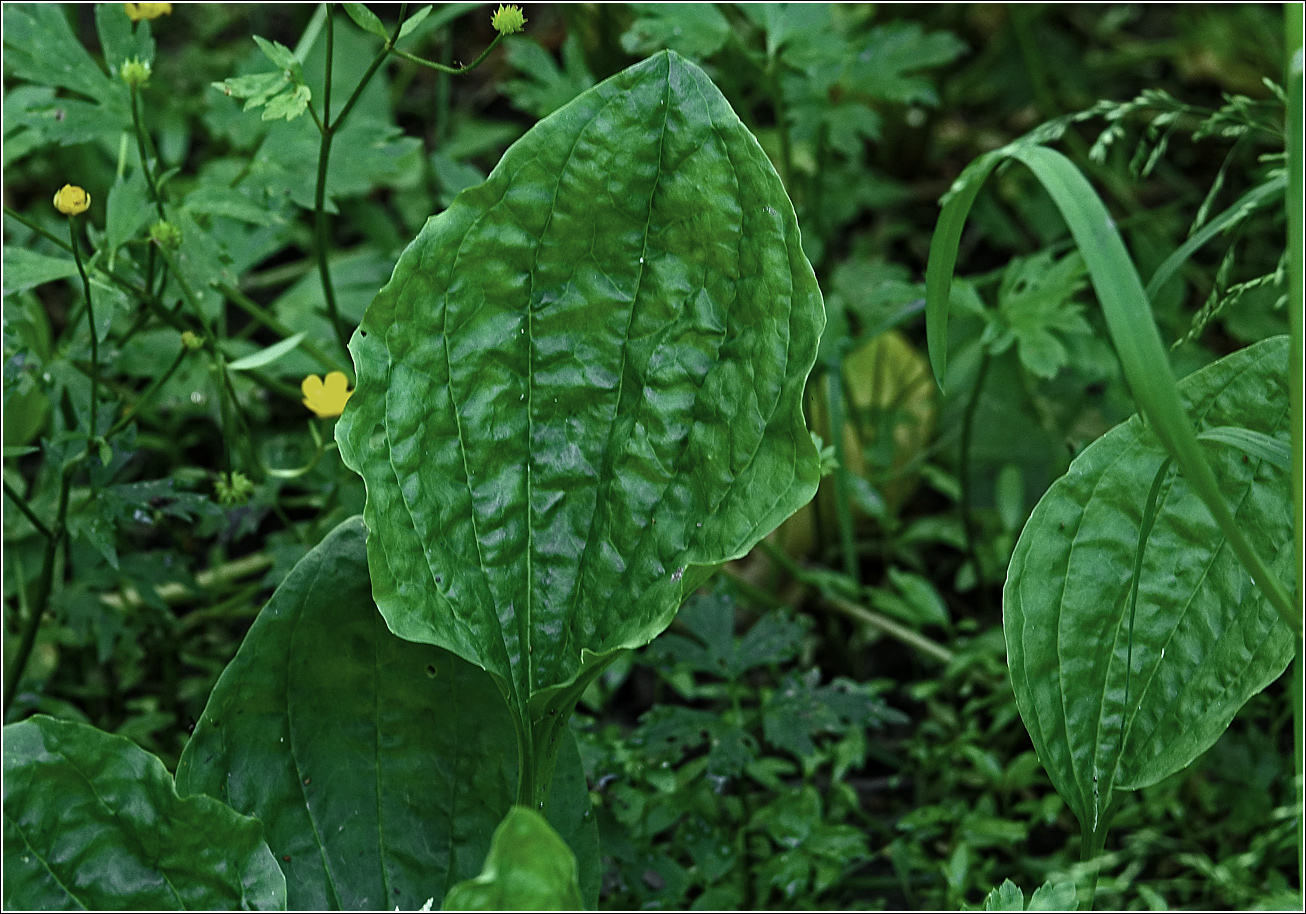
[3,715,285,911]
[175,517,600,910]
[335,49,823,801]
[1005,335,1294,835]
[442,807,583,912]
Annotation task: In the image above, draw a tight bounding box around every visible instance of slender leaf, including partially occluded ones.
[1145,173,1287,300]
[1198,425,1293,471]
[335,50,823,802]
[926,143,1294,630]
[226,332,306,371]
[342,3,389,40]
[4,715,285,910]
[175,517,600,910]
[1005,336,1294,836]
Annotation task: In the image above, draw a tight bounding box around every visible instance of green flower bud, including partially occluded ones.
[150,220,182,250]
[215,471,255,506]
[491,4,526,36]
[121,57,151,89]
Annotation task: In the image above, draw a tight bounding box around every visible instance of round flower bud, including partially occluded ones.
[150,220,183,250]
[53,184,91,215]
[121,57,151,89]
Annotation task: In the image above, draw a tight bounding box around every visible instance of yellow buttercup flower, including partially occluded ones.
[53,184,91,215]
[491,4,526,35]
[124,3,172,22]
[302,372,353,418]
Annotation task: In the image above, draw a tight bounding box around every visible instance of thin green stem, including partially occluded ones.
[766,55,793,192]
[3,466,72,720]
[129,90,165,219]
[388,33,503,75]
[214,282,347,373]
[3,206,166,309]
[755,540,956,665]
[67,216,100,447]
[130,86,166,296]
[2,481,52,540]
[959,349,992,611]
[107,344,188,437]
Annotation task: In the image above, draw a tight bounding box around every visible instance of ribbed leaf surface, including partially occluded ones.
[1005,336,1294,833]
[3,716,284,911]
[336,50,823,713]
[175,517,599,910]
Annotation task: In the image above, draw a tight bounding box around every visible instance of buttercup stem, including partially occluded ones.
[3,467,72,720]
[2,480,52,541]
[107,344,188,438]
[67,215,100,449]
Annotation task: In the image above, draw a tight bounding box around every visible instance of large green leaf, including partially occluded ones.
[175,517,600,910]
[1005,335,1294,834]
[442,807,583,912]
[3,715,285,911]
[335,49,823,802]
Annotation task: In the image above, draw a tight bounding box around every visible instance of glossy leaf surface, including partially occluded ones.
[336,50,823,718]
[442,807,583,912]
[3,715,284,911]
[176,517,599,910]
[1005,336,1294,834]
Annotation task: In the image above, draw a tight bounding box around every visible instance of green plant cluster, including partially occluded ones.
[3,3,1301,911]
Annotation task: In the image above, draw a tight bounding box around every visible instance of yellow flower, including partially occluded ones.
[53,184,91,215]
[491,4,526,35]
[124,3,172,21]
[302,371,353,418]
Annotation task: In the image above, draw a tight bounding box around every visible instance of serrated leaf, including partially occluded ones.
[343,3,390,39]
[253,34,298,71]
[1005,336,1294,836]
[3,716,285,910]
[2,5,121,105]
[261,82,311,123]
[175,517,599,910]
[335,50,822,791]
[983,879,1026,911]
[848,22,967,106]
[442,807,584,911]
[620,3,732,59]
[501,34,595,119]
[1027,880,1078,910]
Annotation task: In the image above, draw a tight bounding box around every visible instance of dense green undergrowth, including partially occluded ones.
[3,3,1300,910]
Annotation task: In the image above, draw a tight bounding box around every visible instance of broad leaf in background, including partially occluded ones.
[336,50,823,805]
[1,4,133,149]
[442,807,584,912]
[176,517,600,910]
[3,715,285,911]
[1005,335,1293,836]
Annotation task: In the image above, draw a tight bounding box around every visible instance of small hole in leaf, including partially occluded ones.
[426,665,437,677]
